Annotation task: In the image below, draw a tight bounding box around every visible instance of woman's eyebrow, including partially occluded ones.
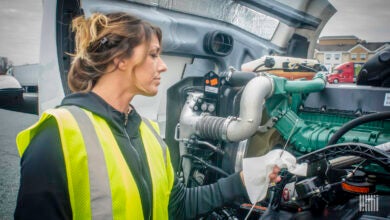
[150,47,161,54]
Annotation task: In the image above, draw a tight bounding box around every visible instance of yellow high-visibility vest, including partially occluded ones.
[16,106,175,220]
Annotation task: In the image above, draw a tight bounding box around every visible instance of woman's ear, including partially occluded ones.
[114,57,128,71]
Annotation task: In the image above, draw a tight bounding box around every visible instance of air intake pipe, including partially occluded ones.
[193,74,274,142]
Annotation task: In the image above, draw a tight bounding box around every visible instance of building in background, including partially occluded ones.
[314,35,389,72]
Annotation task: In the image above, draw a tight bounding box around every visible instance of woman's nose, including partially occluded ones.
[158,57,168,73]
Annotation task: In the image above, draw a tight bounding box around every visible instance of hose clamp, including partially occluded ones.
[262,73,275,99]
[224,66,235,82]
[222,116,235,141]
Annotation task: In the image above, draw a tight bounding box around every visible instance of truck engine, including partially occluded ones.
[165,48,390,219]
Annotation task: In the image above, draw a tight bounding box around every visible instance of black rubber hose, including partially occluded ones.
[328,111,390,145]
[182,154,230,177]
[227,71,257,87]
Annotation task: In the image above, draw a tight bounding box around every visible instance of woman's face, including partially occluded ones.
[130,34,167,97]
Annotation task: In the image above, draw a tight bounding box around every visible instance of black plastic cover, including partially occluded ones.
[357,47,390,87]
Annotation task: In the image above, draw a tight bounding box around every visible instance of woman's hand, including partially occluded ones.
[269,165,281,184]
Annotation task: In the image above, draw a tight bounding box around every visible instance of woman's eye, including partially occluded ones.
[150,53,158,58]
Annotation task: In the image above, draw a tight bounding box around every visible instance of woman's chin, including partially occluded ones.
[143,90,158,97]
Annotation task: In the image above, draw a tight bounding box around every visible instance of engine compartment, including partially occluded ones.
[165,54,390,219]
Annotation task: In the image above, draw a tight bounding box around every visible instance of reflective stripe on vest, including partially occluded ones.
[142,117,167,165]
[16,106,175,220]
[64,106,113,219]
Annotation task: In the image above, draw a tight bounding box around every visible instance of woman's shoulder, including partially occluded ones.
[21,116,62,162]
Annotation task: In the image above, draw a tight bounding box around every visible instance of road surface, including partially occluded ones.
[0,106,38,219]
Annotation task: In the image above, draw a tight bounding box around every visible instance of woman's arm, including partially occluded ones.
[168,172,248,219]
[14,118,72,220]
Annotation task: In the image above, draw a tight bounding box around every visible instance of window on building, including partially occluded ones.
[351,53,357,60]
[334,54,340,60]
[325,54,331,60]
[360,53,366,60]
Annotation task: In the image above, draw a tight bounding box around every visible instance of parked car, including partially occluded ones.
[0,74,24,106]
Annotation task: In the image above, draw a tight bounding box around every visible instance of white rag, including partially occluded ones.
[242,149,308,204]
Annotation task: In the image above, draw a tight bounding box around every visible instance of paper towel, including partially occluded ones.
[242,149,307,204]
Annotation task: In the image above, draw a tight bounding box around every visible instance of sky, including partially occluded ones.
[0,0,42,66]
[0,0,389,66]
[320,0,390,42]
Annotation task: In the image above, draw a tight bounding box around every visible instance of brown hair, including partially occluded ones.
[68,12,162,92]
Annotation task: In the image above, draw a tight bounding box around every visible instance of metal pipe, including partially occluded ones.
[196,74,274,142]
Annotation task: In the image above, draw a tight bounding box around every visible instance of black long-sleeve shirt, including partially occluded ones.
[15,92,248,219]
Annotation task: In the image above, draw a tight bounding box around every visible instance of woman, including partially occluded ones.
[15,12,280,219]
